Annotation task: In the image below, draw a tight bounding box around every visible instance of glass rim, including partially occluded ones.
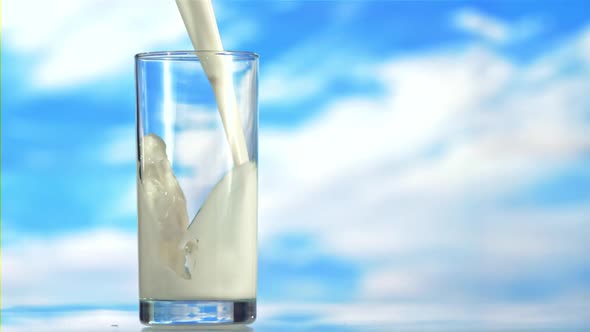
[135,50,259,61]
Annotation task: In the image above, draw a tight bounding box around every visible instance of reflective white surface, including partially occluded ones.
[3,304,589,332]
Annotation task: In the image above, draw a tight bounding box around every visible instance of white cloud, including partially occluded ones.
[353,205,590,301]
[581,27,590,60]
[2,229,137,307]
[453,8,509,42]
[452,8,542,44]
[259,22,590,229]
[3,0,187,88]
[256,25,590,302]
[101,127,135,166]
[258,2,377,107]
[525,24,590,76]
[259,33,369,107]
[3,0,258,89]
[260,72,324,105]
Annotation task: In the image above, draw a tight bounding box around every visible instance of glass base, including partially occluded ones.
[140,299,256,326]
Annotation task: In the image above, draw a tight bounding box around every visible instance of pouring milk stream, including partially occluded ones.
[139,0,257,300]
[176,0,249,166]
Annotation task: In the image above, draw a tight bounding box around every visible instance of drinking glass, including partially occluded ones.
[135,51,258,325]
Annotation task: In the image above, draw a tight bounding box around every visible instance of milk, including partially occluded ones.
[138,0,257,300]
[139,135,256,300]
[176,0,249,166]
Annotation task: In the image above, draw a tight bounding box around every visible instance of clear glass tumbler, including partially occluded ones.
[135,51,258,325]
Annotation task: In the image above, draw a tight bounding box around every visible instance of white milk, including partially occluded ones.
[176,0,249,166]
[138,0,257,300]
[139,135,257,300]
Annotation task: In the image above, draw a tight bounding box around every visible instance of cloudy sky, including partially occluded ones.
[2,0,590,329]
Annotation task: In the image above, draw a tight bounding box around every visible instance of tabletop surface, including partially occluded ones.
[3,304,589,332]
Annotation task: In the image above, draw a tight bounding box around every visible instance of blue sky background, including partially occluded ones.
[2,0,590,329]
